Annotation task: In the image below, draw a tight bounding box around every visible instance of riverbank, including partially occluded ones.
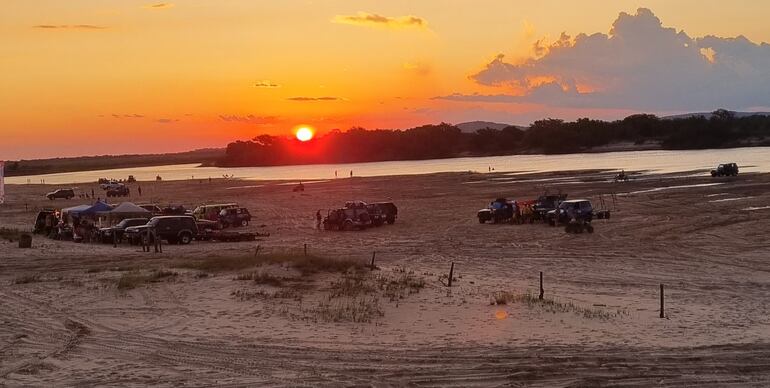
[6,145,770,185]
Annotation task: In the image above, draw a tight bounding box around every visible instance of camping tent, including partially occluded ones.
[61,204,92,218]
[80,200,114,216]
[98,202,151,223]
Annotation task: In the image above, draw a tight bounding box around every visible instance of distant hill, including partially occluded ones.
[455,121,515,132]
[663,111,770,120]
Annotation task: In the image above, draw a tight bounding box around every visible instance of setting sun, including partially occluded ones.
[295,126,315,142]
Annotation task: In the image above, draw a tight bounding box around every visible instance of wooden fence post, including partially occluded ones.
[448,262,454,287]
[539,271,544,300]
[254,244,261,257]
[370,251,376,271]
[660,284,665,318]
[304,243,307,257]
[113,231,117,248]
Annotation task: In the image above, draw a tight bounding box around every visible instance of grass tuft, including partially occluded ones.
[0,227,23,242]
[491,291,627,320]
[117,270,178,290]
[13,274,42,284]
[233,271,286,286]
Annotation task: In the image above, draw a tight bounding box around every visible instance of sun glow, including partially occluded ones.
[295,126,315,142]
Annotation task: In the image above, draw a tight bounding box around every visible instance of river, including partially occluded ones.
[6,147,770,185]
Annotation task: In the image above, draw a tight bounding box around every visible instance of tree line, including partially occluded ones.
[219,110,770,167]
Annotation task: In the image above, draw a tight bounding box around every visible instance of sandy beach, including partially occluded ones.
[1,170,770,386]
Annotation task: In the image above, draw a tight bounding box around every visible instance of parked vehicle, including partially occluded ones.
[477,198,515,224]
[196,219,222,231]
[100,180,124,191]
[33,208,58,234]
[371,202,398,224]
[138,204,164,215]
[192,203,238,221]
[46,188,75,200]
[547,199,594,229]
[532,194,567,221]
[711,163,739,177]
[99,218,149,243]
[219,207,252,227]
[125,216,198,245]
[127,175,137,183]
[323,208,371,231]
[106,185,130,197]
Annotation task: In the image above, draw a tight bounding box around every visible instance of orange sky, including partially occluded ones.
[2,1,770,159]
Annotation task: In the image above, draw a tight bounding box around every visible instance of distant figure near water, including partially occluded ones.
[349,170,353,178]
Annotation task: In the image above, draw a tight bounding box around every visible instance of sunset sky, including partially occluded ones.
[2,1,770,159]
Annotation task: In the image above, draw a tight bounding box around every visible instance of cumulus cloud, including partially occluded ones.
[254,81,281,88]
[447,8,770,111]
[287,96,343,101]
[332,12,427,30]
[33,24,107,30]
[144,3,174,9]
[219,115,278,124]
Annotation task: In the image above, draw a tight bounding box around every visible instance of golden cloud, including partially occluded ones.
[144,3,174,9]
[33,24,107,30]
[332,12,427,30]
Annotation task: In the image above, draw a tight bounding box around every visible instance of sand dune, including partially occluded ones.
[1,170,770,386]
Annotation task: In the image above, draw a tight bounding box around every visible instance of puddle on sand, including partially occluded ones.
[225,185,265,190]
[623,183,724,195]
[743,206,770,211]
[709,197,754,203]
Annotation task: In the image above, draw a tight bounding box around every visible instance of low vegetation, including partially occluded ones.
[233,271,286,286]
[491,291,627,320]
[0,227,23,242]
[174,252,364,275]
[299,297,384,323]
[116,270,178,290]
[13,274,42,285]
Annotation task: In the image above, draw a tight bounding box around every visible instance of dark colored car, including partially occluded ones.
[478,198,516,224]
[711,163,739,177]
[371,202,398,224]
[547,199,593,226]
[532,194,568,221]
[219,207,252,227]
[99,218,149,243]
[323,208,371,231]
[125,216,198,245]
[106,186,130,197]
[46,188,75,200]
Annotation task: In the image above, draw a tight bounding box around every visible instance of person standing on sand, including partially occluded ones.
[91,188,95,199]
[316,210,322,229]
[335,170,338,178]
[138,186,142,197]
[349,170,353,178]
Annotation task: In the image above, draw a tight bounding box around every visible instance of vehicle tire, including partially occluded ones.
[387,218,395,225]
[343,220,354,231]
[586,224,594,233]
[241,220,248,227]
[221,221,228,229]
[179,232,192,245]
[478,218,485,224]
